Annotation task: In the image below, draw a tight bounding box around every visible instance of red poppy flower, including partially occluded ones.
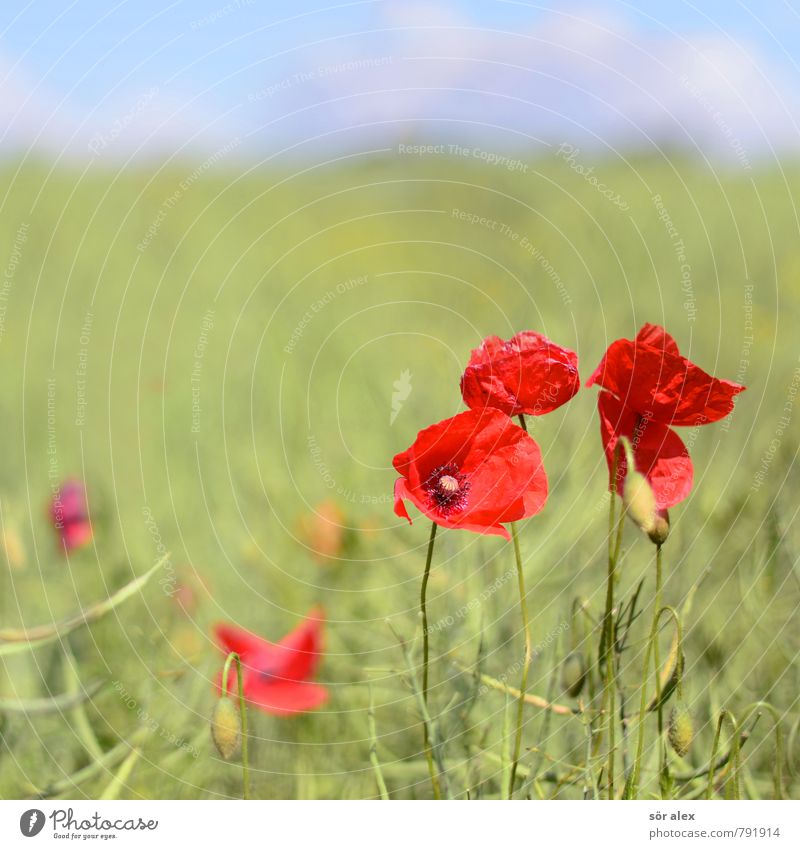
[460,331,580,417]
[49,480,92,551]
[214,608,328,717]
[393,408,548,539]
[587,324,745,508]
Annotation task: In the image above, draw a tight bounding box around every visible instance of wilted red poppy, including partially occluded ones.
[214,609,327,716]
[587,324,745,508]
[393,408,548,539]
[460,331,580,417]
[49,480,92,551]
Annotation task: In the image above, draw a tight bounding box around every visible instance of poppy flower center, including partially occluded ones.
[439,475,459,493]
[424,464,470,516]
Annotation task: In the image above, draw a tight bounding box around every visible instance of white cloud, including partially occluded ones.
[3,6,800,161]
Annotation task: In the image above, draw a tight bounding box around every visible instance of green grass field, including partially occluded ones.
[0,151,798,799]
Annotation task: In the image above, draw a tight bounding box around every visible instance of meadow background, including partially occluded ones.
[1,0,800,800]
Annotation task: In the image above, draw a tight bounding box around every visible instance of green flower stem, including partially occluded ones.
[420,520,442,799]
[706,710,731,799]
[222,651,251,800]
[508,521,532,798]
[602,446,623,798]
[628,605,682,798]
[738,701,785,800]
[652,544,666,793]
[367,682,390,800]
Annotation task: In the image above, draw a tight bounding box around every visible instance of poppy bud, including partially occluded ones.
[211,696,241,760]
[561,651,587,698]
[648,509,670,546]
[668,703,694,758]
[619,438,658,536]
[623,469,658,533]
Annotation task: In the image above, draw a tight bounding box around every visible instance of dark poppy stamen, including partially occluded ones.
[424,463,470,516]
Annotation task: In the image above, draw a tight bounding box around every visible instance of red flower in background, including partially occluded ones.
[296,499,345,562]
[460,331,580,417]
[214,609,327,716]
[50,480,92,551]
[587,324,745,508]
[393,408,548,539]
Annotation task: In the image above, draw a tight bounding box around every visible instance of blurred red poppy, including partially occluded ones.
[393,408,548,539]
[587,324,745,508]
[297,499,345,562]
[49,480,92,551]
[214,608,327,716]
[460,331,580,417]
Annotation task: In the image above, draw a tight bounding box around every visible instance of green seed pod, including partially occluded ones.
[668,703,694,758]
[623,469,658,536]
[211,696,242,760]
[561,651,587,698]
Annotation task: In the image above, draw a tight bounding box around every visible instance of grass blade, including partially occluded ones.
[99,747,143,800]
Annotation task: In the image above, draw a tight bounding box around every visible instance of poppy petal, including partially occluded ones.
[598,392,693,509]
[245,680,329,717]
[635,323,680,356]
[276,608,324,681]
[588,336,744,426]
[463,431,548,523]
[393,478,413,524]
[60,520,92,551]
[461,331,580,417]
[213,623,274,665]
[392,408,548,536]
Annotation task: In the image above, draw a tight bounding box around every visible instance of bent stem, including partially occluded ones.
[420,520,441,799]
[508,521,532,798]
[222,651,251,800]
[628,605,682,799]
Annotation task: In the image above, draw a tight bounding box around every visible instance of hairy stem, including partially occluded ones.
[508,521,532,798]
[222,651,251,800]
[420,520,441,799]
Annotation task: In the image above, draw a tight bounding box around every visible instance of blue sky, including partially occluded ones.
[2,1,799,160]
